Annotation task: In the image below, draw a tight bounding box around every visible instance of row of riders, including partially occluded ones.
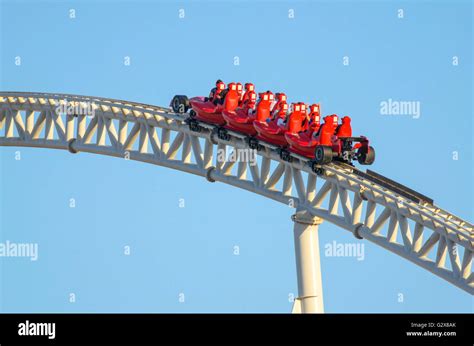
[206,79,352,146]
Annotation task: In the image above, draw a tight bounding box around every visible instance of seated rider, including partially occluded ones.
[241,83,255,103]
[208,79,226,102]
[242,90,257,115]
[213,81,233,105]
[274,101,288,127]
[272,93,287,116]
[299,103,309,132]
[308,104,321,134]
[268,91,275,109]
[236,83,243,102]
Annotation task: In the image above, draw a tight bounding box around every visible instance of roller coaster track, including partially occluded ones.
[0,92,472,299]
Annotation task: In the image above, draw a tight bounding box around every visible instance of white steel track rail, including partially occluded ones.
[0,92,472,296]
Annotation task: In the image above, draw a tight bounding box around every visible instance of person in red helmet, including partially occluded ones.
[241,83,255,103]
[299,103,309,132]
[236,83,243,101]
[271,93,287,116]
[308,104,321,134]
[242,90,257,115]
[267,90,275,107]
[274,101,289,127]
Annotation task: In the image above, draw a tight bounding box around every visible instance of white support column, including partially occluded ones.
[291,210,324,313]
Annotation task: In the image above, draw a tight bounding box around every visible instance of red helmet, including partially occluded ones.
[299,103,307,113]
[244,83,254,91]
[311,111,321,125]
[276,93,287,102]
[236,83,243,93]
[310,104,320,114]
[217,81,226,90]
[228,82,237,91]
[247,91,257,105]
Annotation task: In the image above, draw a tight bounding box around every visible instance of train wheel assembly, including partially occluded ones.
[247,137,262,151]
[171,95,190,114]
[185,118,202,133]
[357,146,375,165]
[314,145,333,165]
[278,149,292,162]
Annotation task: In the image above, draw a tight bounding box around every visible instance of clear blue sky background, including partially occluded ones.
[0,0,472,312]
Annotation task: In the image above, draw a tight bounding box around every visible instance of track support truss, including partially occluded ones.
[0,92,472,297]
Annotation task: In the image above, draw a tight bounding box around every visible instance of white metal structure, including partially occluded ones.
[0,92,472,313]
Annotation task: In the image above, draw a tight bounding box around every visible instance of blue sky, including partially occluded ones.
[0,0,472,312]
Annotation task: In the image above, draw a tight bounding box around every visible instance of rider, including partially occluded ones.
[271,93,287,116]
[308,104,321,134]
[236,83,243,102]
[214,81,234,105]
[242,90,257,115]
[241,83,255,103]
[299,103,309,132]
[209,79,226,104]
[268,91,275,110]
[274,101,289,127]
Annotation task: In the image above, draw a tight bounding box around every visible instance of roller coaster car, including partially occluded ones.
[254,102,305,147]
[171,95,226,126]
[298,115,375,166]
[170,81,231,126]
[222,90,258,135]
[252,93,282,145]
[285,103,321,157]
